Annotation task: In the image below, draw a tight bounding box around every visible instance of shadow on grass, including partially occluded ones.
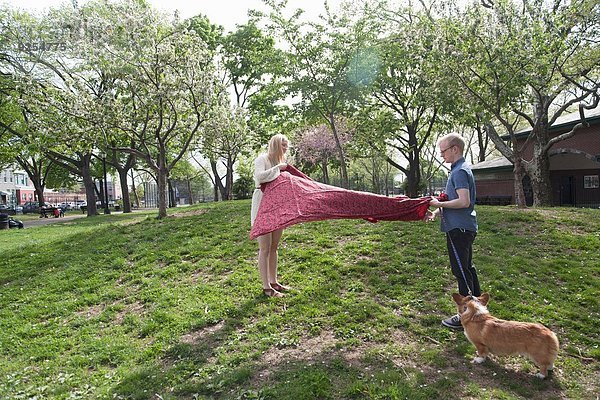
[109,294,567,400]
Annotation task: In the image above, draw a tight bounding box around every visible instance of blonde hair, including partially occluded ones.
[438,133,465,154]
[267,134,288,165]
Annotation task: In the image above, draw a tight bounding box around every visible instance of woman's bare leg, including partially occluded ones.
[268,229,283,285]
[257,233,273,289]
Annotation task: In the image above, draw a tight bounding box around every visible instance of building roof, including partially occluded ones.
[471,156,512,170]
[513,105,600,137]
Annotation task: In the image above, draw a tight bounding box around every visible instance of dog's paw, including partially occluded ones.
[472,356,486,364]
[535,372,546,379]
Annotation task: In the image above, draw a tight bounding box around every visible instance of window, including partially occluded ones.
[584,175,599,189]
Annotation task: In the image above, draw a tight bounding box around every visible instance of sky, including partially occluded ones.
[3,0,345,32]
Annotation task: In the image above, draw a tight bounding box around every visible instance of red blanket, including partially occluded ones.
[250,165,442,239]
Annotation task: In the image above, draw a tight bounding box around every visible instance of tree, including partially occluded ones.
[265,0,376,188]
[220,21,284,108]
[77,0,221,218]
[439,0,599,206]
[363,1,456,197]
[295,119,352,184]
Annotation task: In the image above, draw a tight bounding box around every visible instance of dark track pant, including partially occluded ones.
[446,228,481,297]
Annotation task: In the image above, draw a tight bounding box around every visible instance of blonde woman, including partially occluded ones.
[251,134,291,297]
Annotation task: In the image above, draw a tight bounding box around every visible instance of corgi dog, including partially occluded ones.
[452,293,559,379]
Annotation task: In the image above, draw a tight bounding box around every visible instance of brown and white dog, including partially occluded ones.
[452,293,559,379]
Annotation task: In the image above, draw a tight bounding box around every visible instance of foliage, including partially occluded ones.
[358,1,457,197]
[232,154,255,200]
[436,0,600,206]
[71,0,222,217]
[197,104,252,200]
[0,204,598,399]
[185,13,223,52]
[232,176,254,199]
[264,0,379,188]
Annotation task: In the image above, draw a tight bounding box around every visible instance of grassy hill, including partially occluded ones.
[0,201,598,399]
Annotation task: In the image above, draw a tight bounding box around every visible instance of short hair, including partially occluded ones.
[268,134,289,165]
[438,133,465,154]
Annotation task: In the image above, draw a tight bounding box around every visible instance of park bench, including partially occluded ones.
[40,207,64,218]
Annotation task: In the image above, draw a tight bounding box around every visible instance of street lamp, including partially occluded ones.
[102,156,111,215]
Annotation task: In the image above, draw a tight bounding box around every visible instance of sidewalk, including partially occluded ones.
[22,213,88,228]
[21,208,155,228]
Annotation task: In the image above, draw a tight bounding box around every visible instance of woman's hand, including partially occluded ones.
[277,163,287,171]
[423,209,437,222]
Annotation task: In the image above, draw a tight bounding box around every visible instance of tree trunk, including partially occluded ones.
[512,158,527,208]
[371,158,381,194]
[321,159,330,184]
[186,178,193,204]
[157,167,168,219]
[329,115,349,188]
[530,125,553,206]
[118,169,132,213]
[130,169,140,208]
[210,160,226,201]
[476,125,487,162]
[405,125,422,198]
[81,162,98,216]
[225,156,234,200]
[406,164,420,197]
[32,179,45,207]
[167,180,175,207]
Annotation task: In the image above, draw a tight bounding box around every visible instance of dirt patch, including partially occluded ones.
[180,320,226,345]
[253,331,337,383]
[73,304,105,319]
[114,301,146,324]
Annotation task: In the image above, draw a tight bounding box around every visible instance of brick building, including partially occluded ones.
[471,107,600,207]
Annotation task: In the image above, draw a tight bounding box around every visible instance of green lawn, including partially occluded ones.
[0,201,598,399]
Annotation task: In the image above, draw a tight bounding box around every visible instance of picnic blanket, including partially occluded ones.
[250,165,445,239]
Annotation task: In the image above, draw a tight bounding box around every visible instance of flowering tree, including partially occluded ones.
[64,0,223,218]
[198,103,251,200]
[295,119,352,184]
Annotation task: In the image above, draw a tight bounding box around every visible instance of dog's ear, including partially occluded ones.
[452,293,463,304]
[479,293,490,306]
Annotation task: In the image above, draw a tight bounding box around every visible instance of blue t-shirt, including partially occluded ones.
[440,157,477,233]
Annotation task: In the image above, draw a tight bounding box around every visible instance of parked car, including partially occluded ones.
[0,204,16,215]
[22,201,51,214]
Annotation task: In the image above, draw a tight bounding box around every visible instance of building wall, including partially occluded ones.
[521,122,600,160]
[473,119,600,207]
[551,169,600,207]
[474,170,515,204]
[0,168,35,206]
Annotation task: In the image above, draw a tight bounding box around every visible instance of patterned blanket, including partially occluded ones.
[250,165,443,239]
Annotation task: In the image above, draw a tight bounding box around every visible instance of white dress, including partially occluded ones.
[251,154,281,226]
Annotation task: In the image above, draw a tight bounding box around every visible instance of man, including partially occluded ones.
[425,133,481,330]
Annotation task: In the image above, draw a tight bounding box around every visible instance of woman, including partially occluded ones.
[251,134,292,297]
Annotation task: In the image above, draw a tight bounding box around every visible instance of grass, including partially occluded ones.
[0,201,598,399]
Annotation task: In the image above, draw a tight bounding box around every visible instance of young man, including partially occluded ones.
[425,133,481,330]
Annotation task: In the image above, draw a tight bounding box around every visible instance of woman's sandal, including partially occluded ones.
[263,288,285,297]
[270,282,291,292]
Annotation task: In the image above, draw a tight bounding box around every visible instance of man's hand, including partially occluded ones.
[429,198,443,208]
